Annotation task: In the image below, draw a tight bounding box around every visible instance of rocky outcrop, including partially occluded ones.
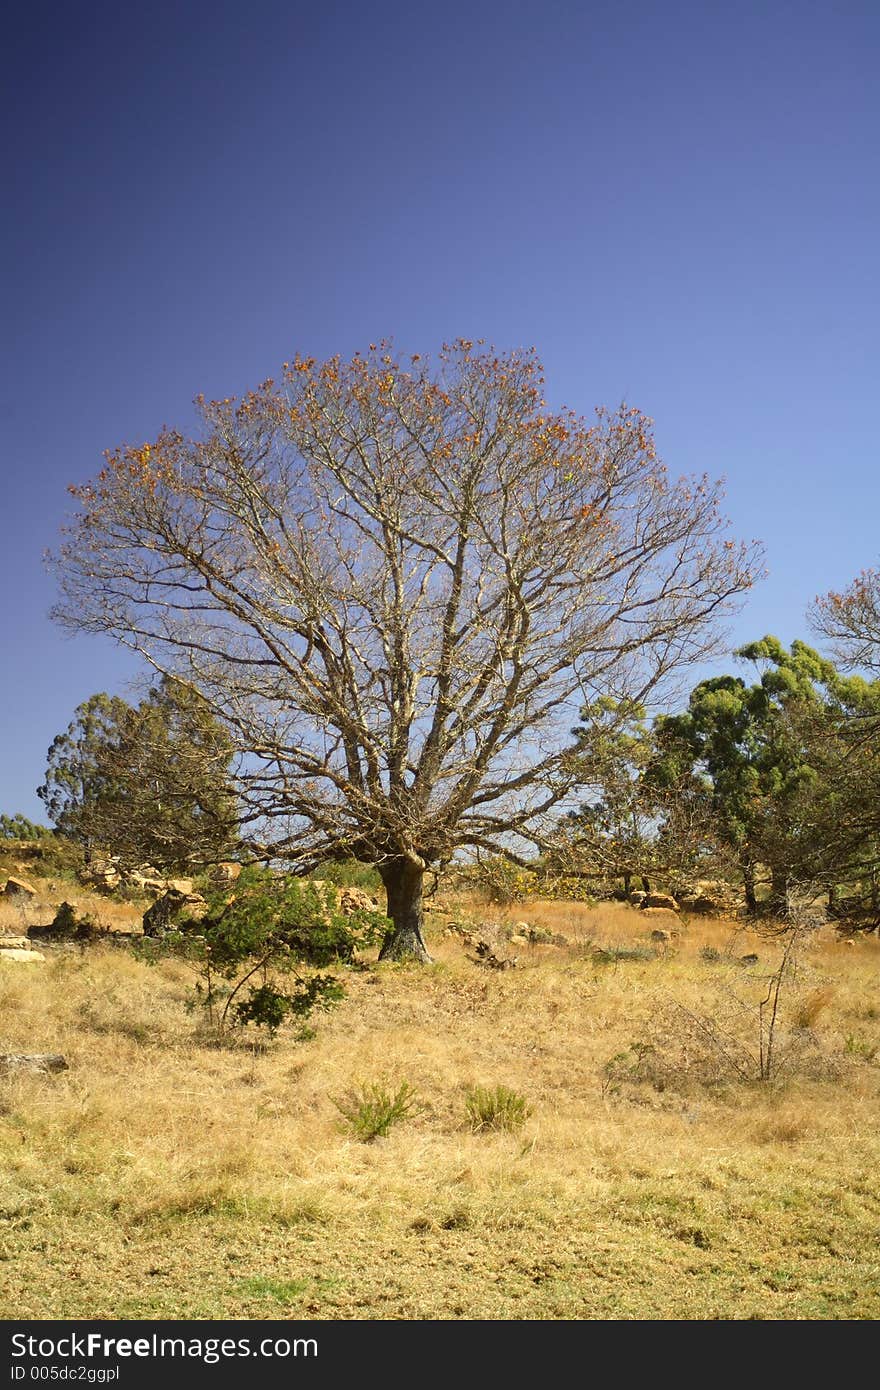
[336,885,380,915]
[142,887,207,938]
[641,893,679,911]
[309,881,380,916]
[2,877,37,902]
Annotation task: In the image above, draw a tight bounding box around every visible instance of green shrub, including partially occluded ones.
[590,944,654,965]
[464,1084,531,1133]
[334,1081,421,1141]
[139,865,378,1036]
[317,860,382,892]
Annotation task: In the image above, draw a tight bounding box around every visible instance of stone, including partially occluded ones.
[525,925,555,944]
[0,936,31,950]
[337,886,379,915]
[0,1053,67,1072]
[471,940,517,970]
[641,893,679,911]
[628,891,646,906]
[691,894,718,914]
[0,948,45,962]
[143,888,206,937]
[127,870,166,893]
[650,929,672,944]
[166,878,194,897]
[642,907,682,929]
[210,861,242,885]
[2,877,37,901]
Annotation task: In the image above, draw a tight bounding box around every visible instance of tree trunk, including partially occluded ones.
[769,865,790,918]
[641,875,651,894]
[623,871,632,895]
[378,859,432,963]
[741,855,758,914]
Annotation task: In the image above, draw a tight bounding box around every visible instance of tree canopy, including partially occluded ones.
[653,637,880,913]
[52,340,760,958]
[37,677,238,872]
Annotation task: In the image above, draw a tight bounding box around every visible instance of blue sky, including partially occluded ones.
[2,0,878,822]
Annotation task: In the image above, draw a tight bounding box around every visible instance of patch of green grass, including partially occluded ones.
[334,1080,421,1141]
[234,1275,309,1305]
[465,1084,531,1133]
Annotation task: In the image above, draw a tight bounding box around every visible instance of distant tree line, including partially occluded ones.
[563,635,880,921]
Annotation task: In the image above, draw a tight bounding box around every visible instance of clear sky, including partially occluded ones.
[2,0,878,823]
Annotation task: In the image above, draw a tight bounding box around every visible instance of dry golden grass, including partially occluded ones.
[1,885,879,1319]
[0,884,144,938]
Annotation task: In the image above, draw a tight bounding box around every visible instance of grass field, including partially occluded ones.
[1,891,879,1319]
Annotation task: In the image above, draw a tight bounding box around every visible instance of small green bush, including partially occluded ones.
[464,1084,531,1133]
[139,865,371,1036]
[590,944,654,965]
[334,1080,421,1142]
[318,860,382,892]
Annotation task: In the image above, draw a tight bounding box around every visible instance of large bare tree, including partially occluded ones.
[812,566,880,673]
[52,341,760,959]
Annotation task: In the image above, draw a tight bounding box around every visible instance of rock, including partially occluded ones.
[127,869,166,893]
[642,907,683,930]
[509,934,528,947]
[740,953,759,965]
[0,948,45,962]
[641,893,679,911]
[337,886,379,915]
[166,878,194,897]
[692,894,717,914]
[209,861,242,885]
[525,925,555,944]
[142,888,206,937]
[470,940,517,970]
[0,936,31,950]
[628,891,646,906]
[0,1053,67,1072]
[650,928,672,944]
[2,877,37,902]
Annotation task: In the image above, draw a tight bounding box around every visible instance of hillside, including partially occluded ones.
[1,862,879,1320]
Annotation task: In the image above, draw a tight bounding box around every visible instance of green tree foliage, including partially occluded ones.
[37,677,239,872]
[566,697,723,894]
[654,637,880,912]
[145,866,385,1035]
[0,813,52,840]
